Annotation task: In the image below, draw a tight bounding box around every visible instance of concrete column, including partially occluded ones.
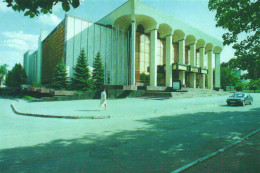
[179,39,185,64]
[199,47,205,89]
[199,74,205,89]
[215,53,221,88]
[199,47,205,68]
[189,44,196,88]
[207,50,213,89]
[130,21,136,86]
[150,29,157,86]
[190,44,196,66]
[166,35,173,87]
[179,39,185,86]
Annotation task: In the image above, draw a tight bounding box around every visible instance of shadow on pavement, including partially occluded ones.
[0,108,259,173]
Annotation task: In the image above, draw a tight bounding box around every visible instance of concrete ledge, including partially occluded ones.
[123,85,137,91]
[50,90,76,96]
[11,104,110,120]
[37,88,51,94]
[147,86,166,91]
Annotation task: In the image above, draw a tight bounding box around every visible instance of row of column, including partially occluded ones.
[129,22,221,89]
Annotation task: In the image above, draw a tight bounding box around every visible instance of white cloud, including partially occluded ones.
[0,31,38,69]
[38,14,62,27]
[2,39,29,51]
[0,1,13,13]
[1,31,38,51]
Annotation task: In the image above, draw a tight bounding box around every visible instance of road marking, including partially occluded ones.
[171,128,260,173]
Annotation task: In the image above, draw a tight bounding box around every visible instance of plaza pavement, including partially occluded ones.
[0,93,259,172]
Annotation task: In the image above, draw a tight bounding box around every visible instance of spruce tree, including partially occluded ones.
[5,63,27,87]
[52,61,68,90]
[92,52,104,92]
[70,49,92,91]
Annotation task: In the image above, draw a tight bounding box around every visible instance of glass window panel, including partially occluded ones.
[145,53,149,63]
[140,52,145,62]
[140,61,145,73]
[144,35,149,43]
[140,43,145,52]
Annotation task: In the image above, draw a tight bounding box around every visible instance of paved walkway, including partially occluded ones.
[1,93,259,173]
[13,95,230,118]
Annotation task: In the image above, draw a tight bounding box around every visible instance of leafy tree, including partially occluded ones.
[3,0,81,18]
[208,0,260,80]
[235,82,244,91]
[248,79,260,93]
[0,64,8,87]
[220,62,239,90]
[70,49,92,91]
[92,52,104,92]
[5,63,27,87]
[51,61,68,90]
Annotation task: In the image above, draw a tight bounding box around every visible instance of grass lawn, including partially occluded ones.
[242,90,260,93]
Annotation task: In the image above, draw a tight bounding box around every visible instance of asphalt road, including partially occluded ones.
[0,93,259,173]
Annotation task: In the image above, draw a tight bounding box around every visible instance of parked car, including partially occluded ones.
[226,93,253,106]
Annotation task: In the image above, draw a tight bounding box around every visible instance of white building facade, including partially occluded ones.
[24,0,222,90]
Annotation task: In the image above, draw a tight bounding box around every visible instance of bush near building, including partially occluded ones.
[92,52,104,92]
[70,49,93,91]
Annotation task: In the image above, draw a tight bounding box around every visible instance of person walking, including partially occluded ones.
[99,88,107,111]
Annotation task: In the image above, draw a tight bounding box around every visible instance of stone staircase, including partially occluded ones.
[136,88,230,100]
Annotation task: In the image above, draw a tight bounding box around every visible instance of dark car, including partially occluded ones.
[226,93,253,106]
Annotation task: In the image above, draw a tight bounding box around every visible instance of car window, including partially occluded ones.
[232,94,245,97]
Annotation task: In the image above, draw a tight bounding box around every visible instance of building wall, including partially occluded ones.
[64,15,128,85]
[41,21,65,84]
[24,50,38,84]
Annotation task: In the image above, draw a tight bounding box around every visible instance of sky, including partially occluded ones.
[0,0,235,70]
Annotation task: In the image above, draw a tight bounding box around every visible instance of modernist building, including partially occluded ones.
[24,0,222,90]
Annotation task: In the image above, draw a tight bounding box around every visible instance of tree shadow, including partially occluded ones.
[0,108,259,173]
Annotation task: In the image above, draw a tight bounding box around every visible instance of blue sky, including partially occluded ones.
[0,0,235,70]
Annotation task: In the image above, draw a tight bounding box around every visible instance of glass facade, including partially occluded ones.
[135,32,150,85]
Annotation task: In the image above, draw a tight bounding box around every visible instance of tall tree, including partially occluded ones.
[208,0,260,80]
[70,49,92,91]
[3,0,81,18]
[220,62,240,90]
[51,61,68,90]
[5,63,27,87]
[0,64,8,87]
[92,52,104,92]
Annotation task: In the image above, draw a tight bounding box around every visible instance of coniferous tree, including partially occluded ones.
[92,52,104,92]
[5,63,27,87]
[52,61,68,90]
[70,49,92,91]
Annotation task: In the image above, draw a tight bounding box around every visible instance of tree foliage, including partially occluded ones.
[0,64,8,87]
[5,63,27,87]
[3,0,81,18]
[51,61,68,90]
[92,52,104,92]
[209,0,260,80]
[248,79,260,93]
[70,49,92,91]
[220,62,240,90]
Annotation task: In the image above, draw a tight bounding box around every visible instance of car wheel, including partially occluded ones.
[227,102,230,106]
[249,101,253,105]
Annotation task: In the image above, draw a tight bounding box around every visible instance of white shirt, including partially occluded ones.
[101,91,106,101]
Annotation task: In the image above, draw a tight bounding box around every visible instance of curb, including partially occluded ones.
[11,104,110,120]
[171,128,260,173]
